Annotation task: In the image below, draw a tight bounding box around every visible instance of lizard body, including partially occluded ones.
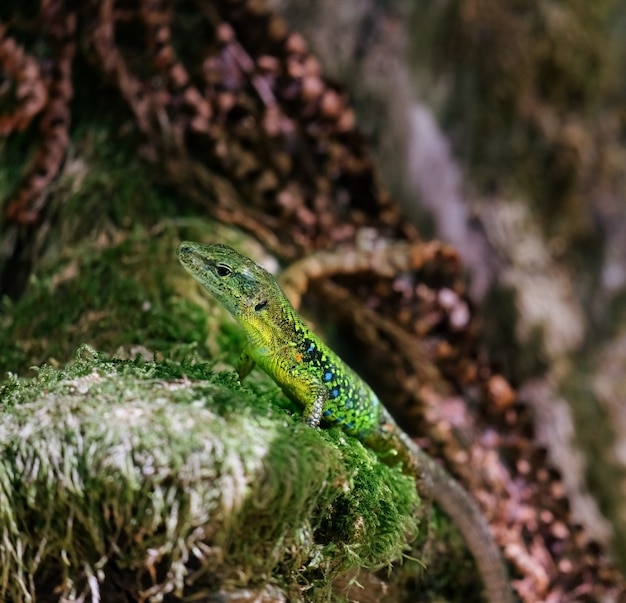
[177,241,513,603]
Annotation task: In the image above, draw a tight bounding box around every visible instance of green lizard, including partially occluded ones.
[177,241,514,603]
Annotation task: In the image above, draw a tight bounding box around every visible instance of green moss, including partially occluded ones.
[0,232,198,373]
[0,345,419,602]
[402,509,485,602]
[0,217,265,376]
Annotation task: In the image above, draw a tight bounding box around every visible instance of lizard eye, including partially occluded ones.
[216,264,232,277]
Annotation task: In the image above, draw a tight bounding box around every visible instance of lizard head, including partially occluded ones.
[177,241,284,326]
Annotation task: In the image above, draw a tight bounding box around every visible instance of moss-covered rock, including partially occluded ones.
[0,345,419,602]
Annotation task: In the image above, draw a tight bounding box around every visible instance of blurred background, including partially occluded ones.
[1,0,626,598]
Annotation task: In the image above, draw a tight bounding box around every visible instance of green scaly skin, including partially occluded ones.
[177,241,514,603]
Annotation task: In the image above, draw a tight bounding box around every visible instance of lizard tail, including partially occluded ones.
[397,431,515,603]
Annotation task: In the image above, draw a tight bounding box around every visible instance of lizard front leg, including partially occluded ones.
[236,347,256,380]
[282,359,328,428]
